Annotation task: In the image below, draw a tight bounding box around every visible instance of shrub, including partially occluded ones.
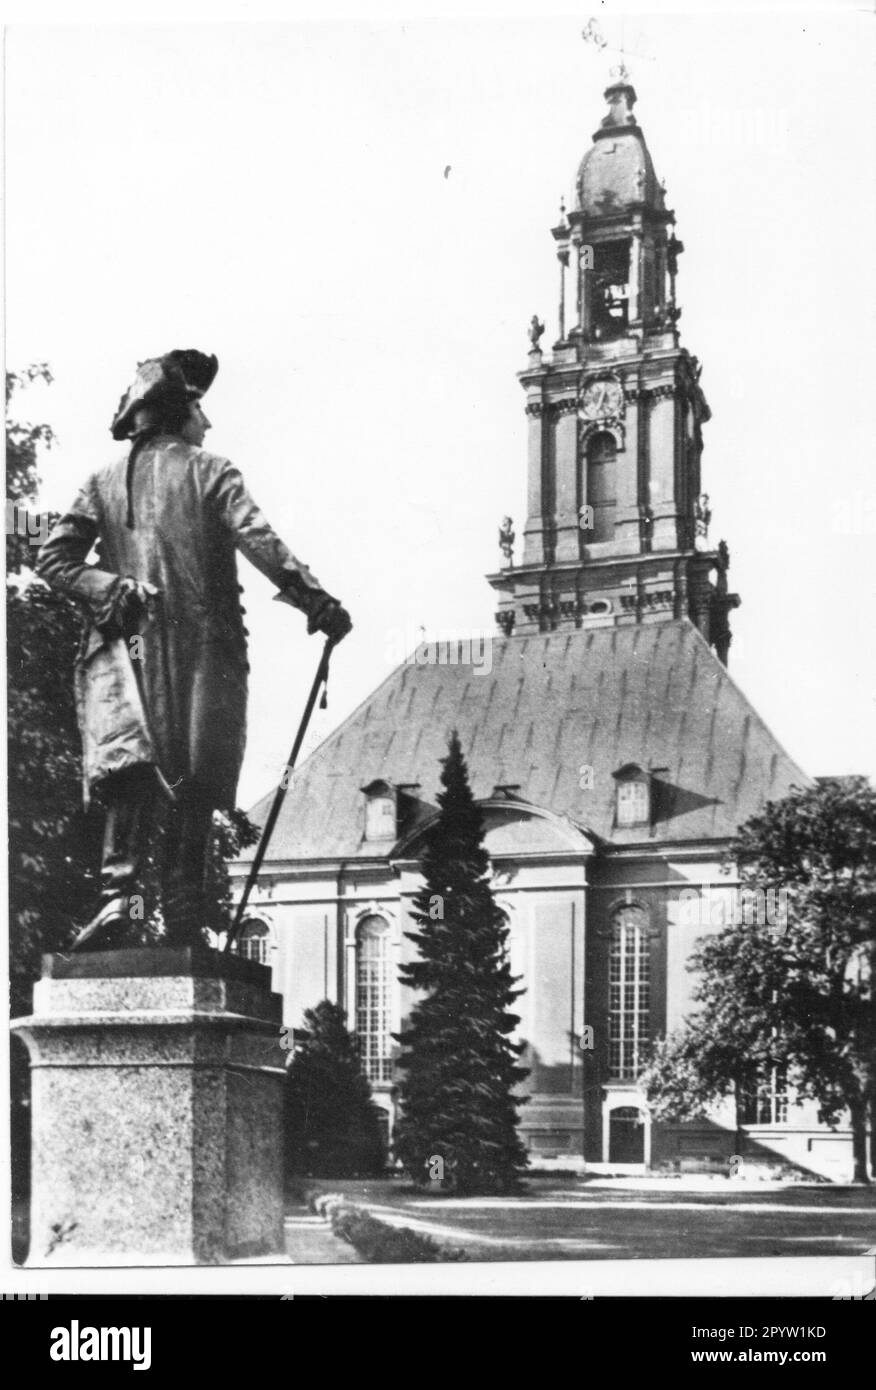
[305,1187,468,1263]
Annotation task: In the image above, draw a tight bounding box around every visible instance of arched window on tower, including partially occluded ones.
[608,905,651,1080]
[585,431,617,543]
[355,915,392,1085]
[591,239,630,335]
[235,918,271,966]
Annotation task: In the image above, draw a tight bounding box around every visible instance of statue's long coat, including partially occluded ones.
[36,436,326,809]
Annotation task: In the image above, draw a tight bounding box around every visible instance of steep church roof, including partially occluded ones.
[243,619,807,863]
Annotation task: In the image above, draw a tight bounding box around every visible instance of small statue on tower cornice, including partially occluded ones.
[528,316,545,353]
[498,516,515,565]
[667,234,684,275]
[694,493,712,551]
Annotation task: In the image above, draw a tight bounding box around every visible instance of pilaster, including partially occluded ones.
[554,401,582,562]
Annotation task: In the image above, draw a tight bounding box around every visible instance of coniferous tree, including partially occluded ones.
[284,1001,387,1179]
[394,731,529,1194]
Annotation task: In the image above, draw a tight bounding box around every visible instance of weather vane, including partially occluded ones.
[580,16,655,81]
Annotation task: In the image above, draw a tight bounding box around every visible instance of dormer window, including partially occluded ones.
[613,764,651,828]
[361,779,398,842]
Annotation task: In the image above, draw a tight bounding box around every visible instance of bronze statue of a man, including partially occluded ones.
[36,349,352,950]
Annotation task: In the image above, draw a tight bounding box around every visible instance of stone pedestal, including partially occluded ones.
[11,947,286,1266]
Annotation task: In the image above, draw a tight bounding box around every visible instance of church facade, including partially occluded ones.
[229,78,859,1181]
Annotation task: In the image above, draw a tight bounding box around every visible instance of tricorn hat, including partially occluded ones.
[111,349,218,441]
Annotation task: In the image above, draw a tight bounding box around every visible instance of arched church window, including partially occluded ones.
[236,918,271,966]
[585,432,617,543]
[356,915,392,1084]
[608,905,650,1080]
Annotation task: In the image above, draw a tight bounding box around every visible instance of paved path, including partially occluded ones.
[315,1179,876,1262]
[283,1208,364,1264]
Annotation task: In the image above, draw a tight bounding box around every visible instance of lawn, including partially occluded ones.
[301,1177,876,1262]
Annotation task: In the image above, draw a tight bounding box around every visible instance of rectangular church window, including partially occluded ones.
[739,1066,789,1125]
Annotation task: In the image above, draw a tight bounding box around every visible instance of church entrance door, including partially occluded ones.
[608,1106,645,1164]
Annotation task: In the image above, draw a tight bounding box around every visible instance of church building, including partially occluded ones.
[229,77,857,1180]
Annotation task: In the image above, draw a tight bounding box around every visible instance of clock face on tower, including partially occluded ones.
[579,378,623,420]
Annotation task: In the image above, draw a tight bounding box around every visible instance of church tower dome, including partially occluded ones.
[576,80,664,216]
[487,74,740,664]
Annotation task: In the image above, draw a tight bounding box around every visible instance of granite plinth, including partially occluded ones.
[11,947,287,1266]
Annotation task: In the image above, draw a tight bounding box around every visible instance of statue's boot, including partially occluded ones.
[71,893,132,952]
[161,885,207,948]
[72,766,156,951]
[160,788,213,947]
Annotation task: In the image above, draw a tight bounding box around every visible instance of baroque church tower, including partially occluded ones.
[489,77,739,664]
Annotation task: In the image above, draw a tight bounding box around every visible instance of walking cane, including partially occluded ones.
[225,635,336,952]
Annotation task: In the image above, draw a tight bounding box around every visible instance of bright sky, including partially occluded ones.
[6,5,875,808]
